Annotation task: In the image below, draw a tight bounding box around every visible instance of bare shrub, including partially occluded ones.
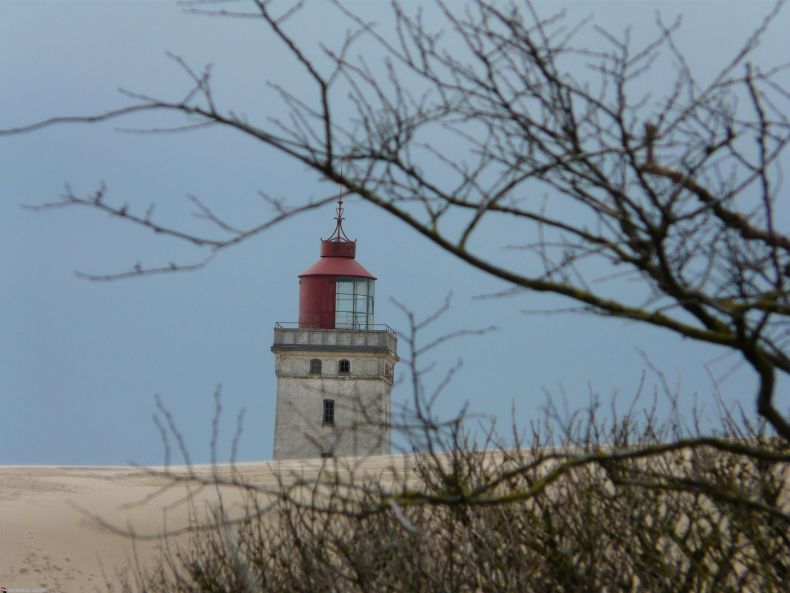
[123,405,788,593]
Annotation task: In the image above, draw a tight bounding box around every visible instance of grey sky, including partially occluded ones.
[1,0,787,465]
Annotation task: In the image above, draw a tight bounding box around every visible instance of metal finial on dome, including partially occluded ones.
[326,194,353,243]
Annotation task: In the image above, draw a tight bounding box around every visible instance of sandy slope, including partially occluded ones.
[0,456,407,593]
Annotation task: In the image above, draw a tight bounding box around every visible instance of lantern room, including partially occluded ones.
[298,198,376,330]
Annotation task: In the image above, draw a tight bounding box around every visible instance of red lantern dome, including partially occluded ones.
[298,198,376,329]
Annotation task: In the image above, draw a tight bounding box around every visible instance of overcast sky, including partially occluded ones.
[1,0,788,465]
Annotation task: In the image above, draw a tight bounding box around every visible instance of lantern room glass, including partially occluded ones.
[335,277,375,329]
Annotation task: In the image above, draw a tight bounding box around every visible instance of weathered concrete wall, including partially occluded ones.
[271,333,397,460]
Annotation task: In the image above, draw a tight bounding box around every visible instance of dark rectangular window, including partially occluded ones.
[310,358,322,374]
[338,359,350,374]
[323,399,335,425]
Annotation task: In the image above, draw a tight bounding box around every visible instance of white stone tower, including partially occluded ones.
[271,199,398,460]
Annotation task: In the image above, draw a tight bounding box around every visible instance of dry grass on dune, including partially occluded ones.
[1,437,788,593]
[128,439,790,593]
[0,454,411,593]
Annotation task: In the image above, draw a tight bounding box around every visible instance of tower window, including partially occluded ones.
[323,399,335,425]
[309,358,322,374]
[338,359,351,374]
[335,278,375,329]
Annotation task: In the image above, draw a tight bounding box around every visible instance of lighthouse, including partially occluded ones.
[271,198,398,460]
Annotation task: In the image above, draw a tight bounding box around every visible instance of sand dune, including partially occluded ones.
[0,456,408,593]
